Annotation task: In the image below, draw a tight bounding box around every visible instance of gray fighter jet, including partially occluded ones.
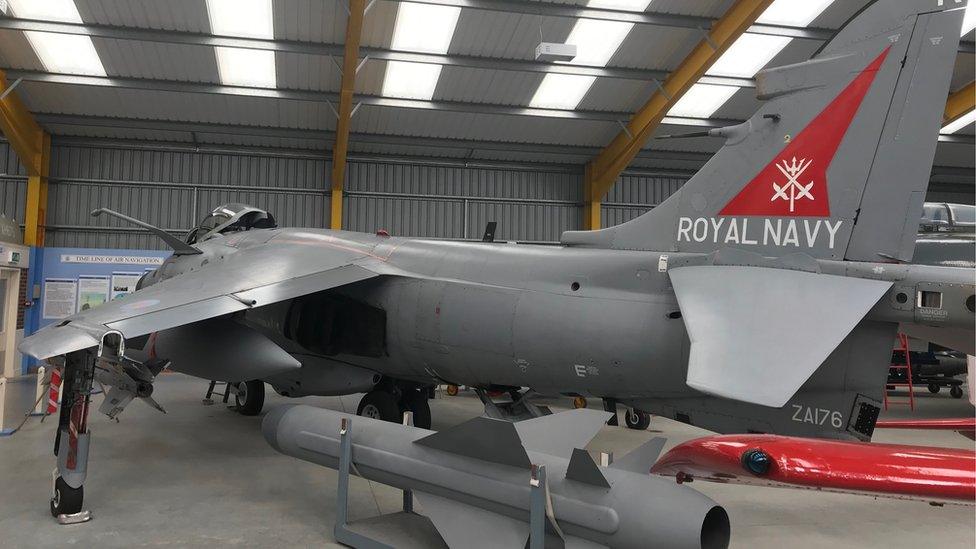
[21,0,974,518]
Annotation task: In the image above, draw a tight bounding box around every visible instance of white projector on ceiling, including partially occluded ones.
[535,42,577,63]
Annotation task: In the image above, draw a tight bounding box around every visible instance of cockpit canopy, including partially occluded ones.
[185,203,277,244]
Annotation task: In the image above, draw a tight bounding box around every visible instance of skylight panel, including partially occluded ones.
[565,19,636,67]
[214,48,276,88]
[391,3,462,53]
[675,1,836,117]
[382,3,462,100]
[382,62,444,100]
[8,0,83,22]
[528,1,652,110]
[529,74,597,110]
[587,0,651,12]
[9,0,106,76]
[206,0,276,88]
[756,0,834,27]
[707,33,791,78]
[206,0,274,39]
[667,83,738,118]
[941,110,976,134]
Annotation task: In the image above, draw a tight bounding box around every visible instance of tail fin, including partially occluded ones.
[562,0,967,262]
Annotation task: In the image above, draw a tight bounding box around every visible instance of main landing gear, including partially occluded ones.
[624,408,651,430]
[50,349,96,523]
[356,381,432,429]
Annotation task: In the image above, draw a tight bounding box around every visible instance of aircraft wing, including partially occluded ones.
[20,231,394,360]
[651,434,976,504]
[669,265,892,408]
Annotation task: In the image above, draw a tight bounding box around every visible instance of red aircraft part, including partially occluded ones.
[651,434,976,503]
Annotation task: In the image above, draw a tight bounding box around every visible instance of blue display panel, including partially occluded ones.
[23,247,172,373]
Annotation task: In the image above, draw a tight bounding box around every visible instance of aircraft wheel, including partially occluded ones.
[445,385,459,396]
[928,383,940,394]
[950,385,964,399]
[235,380,265,416]
[357,390,401,423]
[573,396,588,409]
[401,389,432,429]
[50,476,83,517]
[624,408,651,430]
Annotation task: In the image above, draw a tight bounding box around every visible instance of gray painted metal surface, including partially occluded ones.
[264,405,730,549]
[13,1,976,445]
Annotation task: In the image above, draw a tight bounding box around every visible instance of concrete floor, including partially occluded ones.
[0,373,973,549]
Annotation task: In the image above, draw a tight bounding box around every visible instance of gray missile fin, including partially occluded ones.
[608,437,666,475]
[565,448,610,488]
[515,409,612,458]
[671,265,891,407]
[414,416,531,469]
[414,490,529,549]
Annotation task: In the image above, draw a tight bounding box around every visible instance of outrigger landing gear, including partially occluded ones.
[50,349,96,523]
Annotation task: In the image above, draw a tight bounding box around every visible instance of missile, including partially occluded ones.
[263,405,730,549]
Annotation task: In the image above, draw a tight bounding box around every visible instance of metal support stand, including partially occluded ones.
[202,380,234,406]
[401,411,414,513]
[528,464,566,549]
[529,465,547,549]
[334,417,437,548]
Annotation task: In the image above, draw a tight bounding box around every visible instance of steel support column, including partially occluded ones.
[944,81,975,126]
[330,0,366,231]
[582,0,773,229]
[24,134,51,246]
[0,69,49,245]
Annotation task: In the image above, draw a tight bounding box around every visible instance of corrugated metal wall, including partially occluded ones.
[0,143,27,224]
[602,172,686,227]
[43,142,330,247]
[1,139,972,249]
[0,139,666,248]
[344,160,586,242]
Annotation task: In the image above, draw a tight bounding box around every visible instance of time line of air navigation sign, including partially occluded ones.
[41,254,165,320]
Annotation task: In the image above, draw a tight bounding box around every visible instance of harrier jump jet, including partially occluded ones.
[21,0,974,517]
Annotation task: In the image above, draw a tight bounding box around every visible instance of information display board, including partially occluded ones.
[23,247,172,373]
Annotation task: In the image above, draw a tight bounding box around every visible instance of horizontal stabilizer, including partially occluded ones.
[671,266,891,407]
[415,416,531,469]
[609,437,666,475]
[566,448,611,488]
[515,409,611,458]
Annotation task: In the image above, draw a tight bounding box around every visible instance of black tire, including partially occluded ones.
[401,389,432,429]
[357,390,401,423]
[50,476,83,517]
[624,408,651,430]
[235,380,265,416]
[928,383,940,394]
[950,385,964,399]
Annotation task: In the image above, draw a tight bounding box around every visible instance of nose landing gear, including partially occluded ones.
[50,349,96,523]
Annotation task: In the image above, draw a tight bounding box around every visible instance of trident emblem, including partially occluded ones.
[771,156,815,213]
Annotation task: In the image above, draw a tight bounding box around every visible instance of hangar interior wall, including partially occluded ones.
[0,139,972,249]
